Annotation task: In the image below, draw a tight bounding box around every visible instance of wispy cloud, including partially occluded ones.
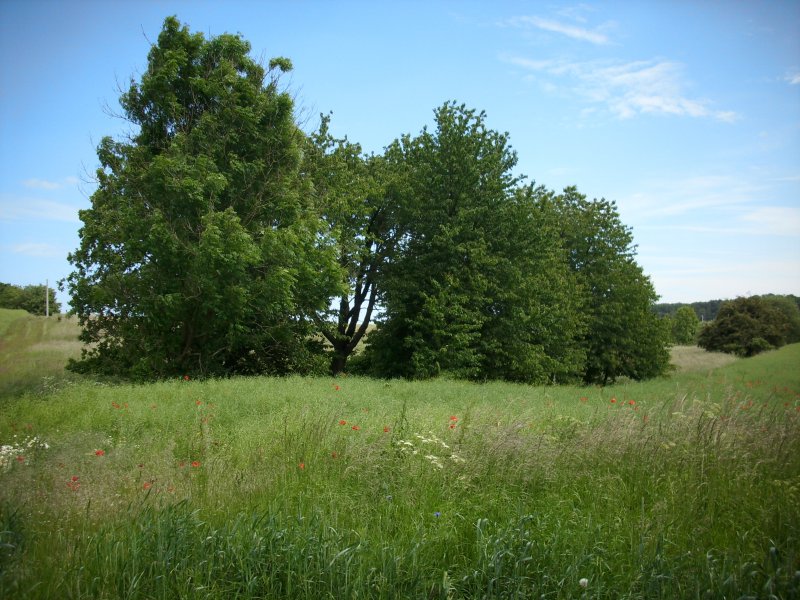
[505,15,610,45]
[740,206,800,236]
[21,176,80,191]
[621,175,759,219]
[12,243,64,258]
[0,196,82,223]
[786,70,800,85]
[503,56,738,122]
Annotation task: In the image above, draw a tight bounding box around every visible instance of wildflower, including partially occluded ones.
[183,375,190,381]
[579,578,588,588]
[434,511,441,518]
[610,398,617,404]
[338,420,347,426]
[334,385,340,391]
[71,475,79,482]
[191,460,201,468]
[351,425,360,431]
[383,426,390,433]
[95,449,105,456]
[449,416,458,421]
[111,402,121,409]
[298,462,305,470]
[628,400,635,406]
[143,482,152,490]
[449,423,456,429]
[580,396,588,403]
[331,452,338,459]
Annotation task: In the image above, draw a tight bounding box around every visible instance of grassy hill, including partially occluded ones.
[0,308,798,598]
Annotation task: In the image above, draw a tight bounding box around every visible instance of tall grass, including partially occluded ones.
[0,311,799,598]
[0,309,83,398]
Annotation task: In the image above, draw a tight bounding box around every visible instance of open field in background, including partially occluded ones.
[0,309,798,598]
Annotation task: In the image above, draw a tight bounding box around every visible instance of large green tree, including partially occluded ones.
[671,306,700,345]
[303,116,401,375]
[698,295,796,356]
[552,187,670,384]
[362,103,585,383]
[66,17,340,379]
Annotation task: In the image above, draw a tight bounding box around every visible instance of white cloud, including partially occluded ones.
[740,206,800,236]
[503,56,738,122]
[21,177,80,191]
[506,15,610,45]
[0,196,82,223]
[621,175,760,219]
[11,243,64,258]
[786,70,800,85]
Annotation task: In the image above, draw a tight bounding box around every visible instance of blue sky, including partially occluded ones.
[1,0,798,307]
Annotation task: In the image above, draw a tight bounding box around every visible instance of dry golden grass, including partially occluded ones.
[669,344,739,373]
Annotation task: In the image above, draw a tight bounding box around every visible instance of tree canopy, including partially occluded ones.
[66,17,673,384]
[66,16,341,378]
[0,283,60,316]
[698,295,800,356]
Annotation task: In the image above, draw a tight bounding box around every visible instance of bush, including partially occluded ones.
[698,296,792,357]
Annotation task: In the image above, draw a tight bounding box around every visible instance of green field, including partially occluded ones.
[0,309,798,598]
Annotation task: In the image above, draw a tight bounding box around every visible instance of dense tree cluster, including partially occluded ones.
[66,17,671,383]
[664,306,701,345]
[0,283,60,316]
[698,295,800,356]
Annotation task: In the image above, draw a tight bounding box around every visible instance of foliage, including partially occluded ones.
[1,343,799,598]
[0,283,60,316]
[303,116,399,374]
[671,305,700,344]
[698,295,798,356]
[65,17,341,379]
[362,103,585,383]
[551,187,671,383]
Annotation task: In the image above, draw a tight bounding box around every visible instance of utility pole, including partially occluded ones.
[46,279,49,317]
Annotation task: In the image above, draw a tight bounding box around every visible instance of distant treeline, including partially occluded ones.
[0,282,60,316]
[654,294,800,322]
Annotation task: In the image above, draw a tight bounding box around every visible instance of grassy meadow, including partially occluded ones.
[0,309,798,598]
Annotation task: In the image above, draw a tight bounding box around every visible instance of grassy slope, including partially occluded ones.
[0,308,83,398]
[0,311,798,598]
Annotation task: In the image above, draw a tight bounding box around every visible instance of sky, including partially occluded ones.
[1,0,799,308]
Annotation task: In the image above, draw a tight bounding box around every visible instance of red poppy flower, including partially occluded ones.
[195,400,202,406]
[95,449,105,456]
[191,460,201,468]
[183,375,190,381]
[383,426,390,433]
[449,416,458,421]
[298,462,305,470]
[610,398,617,404]
[338,420,347,425]
[449,423,456,429]
[628,400,635,405]
[580,397,588,403]
[351,425,360,431]
[334,385,340,391]
[143,482,152,490]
